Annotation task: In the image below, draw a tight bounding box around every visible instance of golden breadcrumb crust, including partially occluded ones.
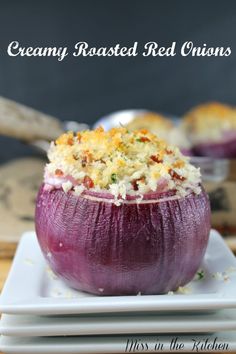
[45,127,201,200]
[183,102,236,143]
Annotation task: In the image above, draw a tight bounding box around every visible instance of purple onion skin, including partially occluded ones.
[193,138,236,158]
[35,185,211,295]
[180,148,194,157]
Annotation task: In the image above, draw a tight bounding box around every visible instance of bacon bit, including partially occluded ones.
[81,151,93,167]
[81,157,87,167]
[55,169,64,176]
[132,180,139,191]
[77,132,82,142]
[139,136,150,142]
[150,155,163,163]
[67,137,74,146]
[165,149,173,155]
[169,169,186,181]
[56,132,74,146]
[73,154,79,160]
[83,176,94,189]
[132,177,145,191]
[95,158,106,164]
[140,129,148,135]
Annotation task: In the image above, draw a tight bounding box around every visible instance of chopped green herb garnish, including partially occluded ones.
[111,173,117,183]
[197,270,205,280]
[136,137,150,143]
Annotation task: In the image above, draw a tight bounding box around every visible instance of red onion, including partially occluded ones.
[180,147,194,156]
[35,185,211,295]
[193,138,236,158]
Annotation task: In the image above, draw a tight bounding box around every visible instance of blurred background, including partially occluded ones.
[0,0,236,160]
[1,0,236,255]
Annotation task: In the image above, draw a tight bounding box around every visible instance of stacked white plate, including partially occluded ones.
[1,230,236,353]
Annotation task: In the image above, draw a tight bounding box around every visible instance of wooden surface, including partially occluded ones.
[0,259,11,291]
[0,259,11,354]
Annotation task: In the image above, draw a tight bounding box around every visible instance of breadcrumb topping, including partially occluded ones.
[183,102,236,144]
[125,112,173,141]
[44,127,201,202]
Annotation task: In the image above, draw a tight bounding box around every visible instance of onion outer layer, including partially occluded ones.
[193,138,236,158]
[35,184,211,295]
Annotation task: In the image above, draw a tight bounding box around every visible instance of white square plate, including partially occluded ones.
[0,332,236,354]
[1,309,236,337]
[0,230,236,315]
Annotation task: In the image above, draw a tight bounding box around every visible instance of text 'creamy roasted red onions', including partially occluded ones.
[35,185,211,295]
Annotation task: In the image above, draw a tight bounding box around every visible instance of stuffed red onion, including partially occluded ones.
[35,127,211,295]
